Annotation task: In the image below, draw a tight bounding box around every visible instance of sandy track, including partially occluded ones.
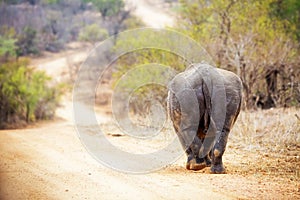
[0,120,230,200]
[1,109,297,199]
[125,0,174,28]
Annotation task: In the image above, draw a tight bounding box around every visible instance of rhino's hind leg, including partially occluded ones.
[210,130,229,174]
[174,131,205,171]
[210,152,226,174]
[184,135,206,171]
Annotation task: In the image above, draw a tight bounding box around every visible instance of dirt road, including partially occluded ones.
[125,0,174,28]
[1,1,299,199]
[0,115,236,200]
[1,97,298,199]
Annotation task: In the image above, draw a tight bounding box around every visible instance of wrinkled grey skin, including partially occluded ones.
[167,63,242,173]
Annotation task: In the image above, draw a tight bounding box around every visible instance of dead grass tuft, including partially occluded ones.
[228,107,300,184]
[230,107,300,153]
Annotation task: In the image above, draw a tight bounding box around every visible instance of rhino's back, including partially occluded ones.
[216,68,243,100]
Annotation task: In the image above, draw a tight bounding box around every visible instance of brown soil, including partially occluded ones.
[1,103,299,199]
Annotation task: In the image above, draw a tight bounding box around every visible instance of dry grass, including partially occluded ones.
[230,107,300,153]
[227,107,300,185]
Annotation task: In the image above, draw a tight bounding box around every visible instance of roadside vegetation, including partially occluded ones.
[113,0,299,111]
[176,0,300,109]
[0,60,64,129]
[0,0,142,128]
[0,48,66,129]
[0,0,299,133]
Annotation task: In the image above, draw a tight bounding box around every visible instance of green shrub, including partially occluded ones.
[0,26,17,62]
[82,0,124,18]
[78,24,108,44]
[0,36,17,58]
[16,27,40,56]
[0,58,64,129]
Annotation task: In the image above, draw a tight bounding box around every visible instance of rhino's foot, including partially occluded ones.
[186,157,207,171]
[210,164,226,174]
[204,157,211,167]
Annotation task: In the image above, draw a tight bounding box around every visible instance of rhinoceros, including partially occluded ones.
[167,63,242,173]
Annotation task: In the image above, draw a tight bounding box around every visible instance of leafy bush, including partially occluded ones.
[0,26,17,61]
[79,23,108,44]
[112,31,188,115]
[83,0,124,18]
[0,58,64,129]
[120,16,145,30]
[0,36,17,61]
[16,27,40,56]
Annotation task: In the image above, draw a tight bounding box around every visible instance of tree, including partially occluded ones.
[83,0,124,18]
[270,0,300,41]
[177,0,299,108]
